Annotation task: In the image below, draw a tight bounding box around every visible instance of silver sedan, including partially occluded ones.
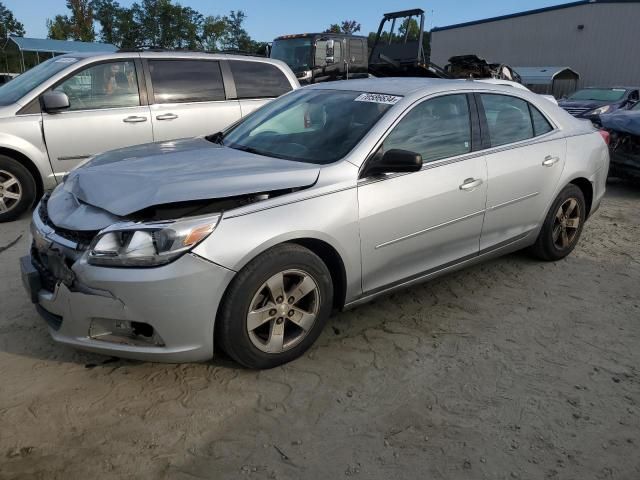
[22,78,609,368]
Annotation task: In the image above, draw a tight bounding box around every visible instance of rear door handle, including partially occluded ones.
[123,115,147,123]
[459,178,483,191]
[542,155,560,167]
[156,113,178,121]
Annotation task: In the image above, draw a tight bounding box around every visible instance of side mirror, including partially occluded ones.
[363,149,423,177]
[325,39,335,65]
[41,91,70,113]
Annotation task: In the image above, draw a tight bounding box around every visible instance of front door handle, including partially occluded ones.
[123,115,148,123]
[156,113,178,121]
[542,155,560,167]
[459,178,483,191]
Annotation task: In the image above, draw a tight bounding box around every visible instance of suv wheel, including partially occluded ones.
[217,243,333,369]
[530,184,586,261]
[0,155,37,222]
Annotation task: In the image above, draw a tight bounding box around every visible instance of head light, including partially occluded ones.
[88,214,220,267]
[589,105,612,115]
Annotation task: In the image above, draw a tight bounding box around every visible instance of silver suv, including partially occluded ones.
[0,51,299,222]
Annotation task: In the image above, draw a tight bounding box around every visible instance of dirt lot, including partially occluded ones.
[1,180,639,480]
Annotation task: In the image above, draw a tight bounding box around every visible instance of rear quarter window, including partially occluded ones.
[229,61,292,99]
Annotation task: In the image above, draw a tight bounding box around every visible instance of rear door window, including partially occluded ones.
[349,39,366,63]
[148,60,225,104]
[229,60,292,99]
[382,94,472,163]
[480,94,534,147]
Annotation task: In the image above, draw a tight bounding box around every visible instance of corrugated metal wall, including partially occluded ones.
[430,3,640,90]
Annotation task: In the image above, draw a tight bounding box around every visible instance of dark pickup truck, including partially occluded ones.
[270,33,369,84]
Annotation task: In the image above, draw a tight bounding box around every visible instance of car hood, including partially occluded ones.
[600,110,640,136]
[57,137,320,218]
[558,99,617,111]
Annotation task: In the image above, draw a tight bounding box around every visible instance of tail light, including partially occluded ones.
[598,130,610,145]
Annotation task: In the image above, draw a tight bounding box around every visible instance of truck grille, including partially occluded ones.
[562,106,590,117]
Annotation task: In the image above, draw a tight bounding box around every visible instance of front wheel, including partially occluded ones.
[0,155,37,223]
[530,184,586,261]
[216,243,333,369]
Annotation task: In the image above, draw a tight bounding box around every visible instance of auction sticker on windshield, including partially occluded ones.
[355,93,402,105]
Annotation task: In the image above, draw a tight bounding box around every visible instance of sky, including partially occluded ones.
[5,0,575,42]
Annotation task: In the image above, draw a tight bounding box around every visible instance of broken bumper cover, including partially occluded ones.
[21,252,235,362]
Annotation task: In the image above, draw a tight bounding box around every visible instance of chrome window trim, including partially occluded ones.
[358,89,562,182]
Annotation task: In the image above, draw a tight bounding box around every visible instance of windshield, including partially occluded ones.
[271,38,313,71]
[568,88,627,102]
[0,56,79,106]
[632,101,640,111]
[222,89,398,164]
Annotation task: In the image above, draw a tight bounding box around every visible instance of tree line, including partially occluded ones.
[1,0,428,57]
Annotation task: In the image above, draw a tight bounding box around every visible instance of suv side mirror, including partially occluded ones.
[41,91,70,113]
[363,149,423,177]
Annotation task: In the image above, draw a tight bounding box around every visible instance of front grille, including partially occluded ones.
[562,106,590,117]
[38,199,98,247]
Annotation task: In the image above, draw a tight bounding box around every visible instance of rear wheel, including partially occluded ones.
[0,155,37,223]
[216,243,333,369]
[530,184,586,261]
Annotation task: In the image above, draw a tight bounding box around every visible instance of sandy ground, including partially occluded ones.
[0,180,639,480]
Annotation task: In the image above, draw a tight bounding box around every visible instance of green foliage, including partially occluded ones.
[324,20,361,35]
[47,1,95,42]
[0,1,25,38]
[44,0,261,53]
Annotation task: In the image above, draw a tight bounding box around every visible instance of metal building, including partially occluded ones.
[513,66,580,98]
[430,0,640,91]
[1,36,117,74]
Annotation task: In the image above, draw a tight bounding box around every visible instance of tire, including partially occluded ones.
[216,243,334,369]
[530,184,586,261]
[0,155,37,223]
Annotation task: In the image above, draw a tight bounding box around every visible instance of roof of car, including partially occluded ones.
[308,77,518,96]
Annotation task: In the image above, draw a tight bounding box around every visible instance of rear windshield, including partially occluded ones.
[0,56,79,106]
[270,38,313,72]
[568,88,626,102]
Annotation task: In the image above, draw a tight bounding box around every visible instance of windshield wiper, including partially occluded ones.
[206,131,225,145]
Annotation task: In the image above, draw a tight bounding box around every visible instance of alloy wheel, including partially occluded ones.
[246,269,321,354]
[553,197,581,250]
[0,170,22,213]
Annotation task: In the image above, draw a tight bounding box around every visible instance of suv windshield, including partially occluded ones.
[222,89,397,164]
[0,56,80,106]
[271,38,313,72]
[568,88,627,102]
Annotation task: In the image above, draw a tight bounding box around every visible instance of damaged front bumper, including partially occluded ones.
[22,207,236,362]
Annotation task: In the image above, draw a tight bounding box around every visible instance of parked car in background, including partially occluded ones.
[558,86,639,120]
[0,51,299,222]
[22,78,609,369]
[599,102,640,180]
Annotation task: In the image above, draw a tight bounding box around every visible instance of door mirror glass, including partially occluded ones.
[325,39,335,65]
[365,149,422,176]
[41,91,70,113]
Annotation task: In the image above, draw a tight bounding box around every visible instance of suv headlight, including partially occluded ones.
[87,214,221,267]
[588,105,612,115]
